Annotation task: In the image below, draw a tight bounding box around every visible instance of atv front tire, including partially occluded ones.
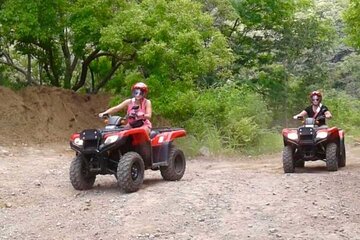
[117,152,145,193]
[283,145,295,173]
[70,155,96,190]
[160,147,186,181]
[326,142,338,171]
[338,140,346,168]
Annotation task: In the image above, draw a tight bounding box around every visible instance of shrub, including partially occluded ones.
[325,90,360,141]
[158,84,273,153]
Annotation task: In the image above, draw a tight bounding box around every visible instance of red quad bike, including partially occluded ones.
[69,109,187,193]
[282,116,346,173]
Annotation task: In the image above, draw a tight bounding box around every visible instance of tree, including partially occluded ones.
[0,0,68,86]
[344,0,360,49]
[100,0,233,89]
[0,0,233,92]
[224,0,334,123]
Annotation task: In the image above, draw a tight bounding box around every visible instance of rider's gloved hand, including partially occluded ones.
[293,115,298,120]
[98,112,105,118]
[128,112,137,118]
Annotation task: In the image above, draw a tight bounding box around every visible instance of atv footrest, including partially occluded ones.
[152,162,168,168]
[90,167,101,173]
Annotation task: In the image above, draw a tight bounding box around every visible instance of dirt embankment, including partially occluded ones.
[0,86,110,145]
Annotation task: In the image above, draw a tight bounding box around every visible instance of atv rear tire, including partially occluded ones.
[283,145,295,173]
[338,140,346,168]
[326,142,338,171]
[160,147,186,181]
[70,155,96,190]
[117,152,144,193]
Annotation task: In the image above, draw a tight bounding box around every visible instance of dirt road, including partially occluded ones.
[1,144,360,240]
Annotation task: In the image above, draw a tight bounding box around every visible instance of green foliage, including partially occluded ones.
[1,0,65,42]
[231,0,298,30]
[100,0,233,83]
[228,0,335,127]
[1,0,360,156]
[154,84,272,151]
[327,53,360,98]
[0,0,69,86]
[0,71,27,90]
[196,0,238,35]
[343,0,360,49]
[325,90,360,136]
[69,0,116,55]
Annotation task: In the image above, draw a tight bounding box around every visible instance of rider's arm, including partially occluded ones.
[99,99,130,117]
[293,110,307,119]
[325,110,332,119]
[144,100,152,120]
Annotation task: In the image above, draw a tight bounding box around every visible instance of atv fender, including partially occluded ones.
[151,130,186,147]
[339,129,345,140]
[151,129,186,164]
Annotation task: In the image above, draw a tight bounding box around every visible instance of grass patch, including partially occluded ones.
[243,131,283,156]
[175,135,201,158]
[175,130,283,157]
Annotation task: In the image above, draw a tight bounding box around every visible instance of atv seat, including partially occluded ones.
[107,116,122,126]
[150,130,160,139]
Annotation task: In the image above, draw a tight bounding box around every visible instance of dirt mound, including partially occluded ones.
[0,86,110,145]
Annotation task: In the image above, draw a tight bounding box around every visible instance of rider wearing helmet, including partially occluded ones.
[99,82,152,133]
[293,91,332,126]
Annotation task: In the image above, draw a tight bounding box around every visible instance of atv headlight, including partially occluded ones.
[287,132,298,140]
[104,135,119,145]
[73,137,83,146]
[316,131,327,139]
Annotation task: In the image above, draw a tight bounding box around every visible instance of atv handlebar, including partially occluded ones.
[293,115,326,121]
[294,116,304,120]
[101,113,111,119]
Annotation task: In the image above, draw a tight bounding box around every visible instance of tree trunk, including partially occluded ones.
[47,47,60,87]
[44,64,56,86]
[27,54,32,85]
[89,66,95,93]
[61,33,78,89]
[94,61,122,93]
[72,49,100,92]
[39,63,43,85]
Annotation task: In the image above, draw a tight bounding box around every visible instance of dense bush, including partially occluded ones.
[325,90,360,138]
[107,81,276,154]
[151,83,273,153]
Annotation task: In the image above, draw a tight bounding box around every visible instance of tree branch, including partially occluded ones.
[72,49,101,91]
[0,59,27,76]
[229,18,240,38]
[0,58,38,85]
[94,61,122,94]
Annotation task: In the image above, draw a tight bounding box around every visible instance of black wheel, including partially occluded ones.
[326,142,338,171]
[338,140,346,168]
[295,160,305,168]
[69,154,96,190]
[283,145,295,173]
[160,147,186,181]
[116,152,144,193]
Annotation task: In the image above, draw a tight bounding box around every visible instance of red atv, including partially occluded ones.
[69,113,186,193]
[282,116,346,173]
